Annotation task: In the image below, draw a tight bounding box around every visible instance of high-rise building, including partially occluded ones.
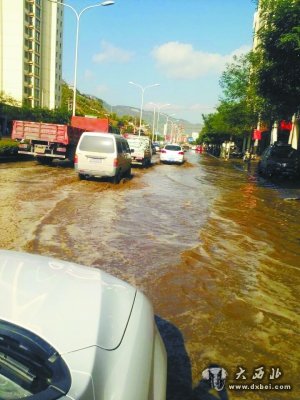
[0,0,64,109]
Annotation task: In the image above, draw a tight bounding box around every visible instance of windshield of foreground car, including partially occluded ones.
[0,320,71,399]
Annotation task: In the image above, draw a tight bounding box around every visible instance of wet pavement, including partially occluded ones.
[0,152,299,399]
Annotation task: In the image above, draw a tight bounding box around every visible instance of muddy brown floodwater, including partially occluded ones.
[1,153,299,400]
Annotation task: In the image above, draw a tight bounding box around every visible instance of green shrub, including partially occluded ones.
[0,139,19,155]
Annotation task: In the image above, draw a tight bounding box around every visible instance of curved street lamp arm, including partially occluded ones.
[48,0,79,18]
[47,0,114,116]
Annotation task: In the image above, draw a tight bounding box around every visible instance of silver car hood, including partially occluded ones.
[0,250,136,354]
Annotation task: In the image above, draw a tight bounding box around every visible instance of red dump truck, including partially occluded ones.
[11,117,109,163]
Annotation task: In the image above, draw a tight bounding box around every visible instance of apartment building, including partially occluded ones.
[0,0,64,109]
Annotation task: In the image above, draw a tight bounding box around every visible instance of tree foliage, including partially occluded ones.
[199,53,256,143]
[254,0,300,118]
[199,0,300,144]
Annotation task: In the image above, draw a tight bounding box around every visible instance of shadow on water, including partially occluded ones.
[155,316,229,400]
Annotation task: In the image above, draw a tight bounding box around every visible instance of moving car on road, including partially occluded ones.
[160,144,185,164]
[75,132,132,183]
[152,142,161,152]
[126,135,152,168]
[257,143,300,179]
[0,250,167,400]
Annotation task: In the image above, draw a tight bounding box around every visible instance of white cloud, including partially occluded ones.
[92,40,134,64]
[96,84,108,95]
[152,41,251,79]
[189,103,216,112]
[84,69,94,80]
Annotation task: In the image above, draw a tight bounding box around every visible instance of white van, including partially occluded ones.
[126,135,152,167]
[74,132,132,183]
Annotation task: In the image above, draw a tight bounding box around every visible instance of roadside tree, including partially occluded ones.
[253,0,300,119]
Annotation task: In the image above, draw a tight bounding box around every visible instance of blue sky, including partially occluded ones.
[62,0,257,124]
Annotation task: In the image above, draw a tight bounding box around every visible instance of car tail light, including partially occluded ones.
[113,158,119,167]
[74,154,78,164]
[161,149,166,153]
[178,151,184,155]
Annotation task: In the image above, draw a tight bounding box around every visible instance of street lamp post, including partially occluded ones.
[49,0,114,116]
[152,106,157,142]
[150,102,170,141]
[129,82,160,136]
[155,104,170,141]
[172,120,181,143]
[149,103,170,141]
[161,113,176,141]
[168,119,178,143]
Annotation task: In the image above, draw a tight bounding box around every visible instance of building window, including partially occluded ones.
[35,77,40,86]
[36,19,40,30]
[34,89,40,98]
[25,15,34,25]
[25,64,33,73]
[35,31,40,41]
[24,87,32,95]
[25,3,34,13]
[34,66,40,75]
[25,51,33,61]
[36,8,41,18]
[25,39,33,49]
[35,55,40,65]
[35,43,40,53]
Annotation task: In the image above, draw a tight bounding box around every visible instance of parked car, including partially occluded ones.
[0,250,167,400]
[151,143,157,154]
[182,145,190,152]
[74,132,131,183]
[230,146,243,158]
[153,142,161,152]
[257,143,300,179]
[160,144,185,164]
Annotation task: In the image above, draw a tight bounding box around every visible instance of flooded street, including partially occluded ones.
[0,153,299,399]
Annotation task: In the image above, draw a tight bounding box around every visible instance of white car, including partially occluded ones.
[74,132,132,183]
[0,250,167,400]
[160,144,185,164]
[126,135,152,168]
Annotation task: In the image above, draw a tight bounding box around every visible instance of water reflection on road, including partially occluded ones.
[0,153,299,399]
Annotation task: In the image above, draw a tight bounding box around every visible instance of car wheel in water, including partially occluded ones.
[257,163,262,174]
[78,173,85,180]
[126,167,131,178]
[112,170,121,184]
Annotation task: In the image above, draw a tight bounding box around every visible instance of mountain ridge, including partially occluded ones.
[103,102,202,135]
